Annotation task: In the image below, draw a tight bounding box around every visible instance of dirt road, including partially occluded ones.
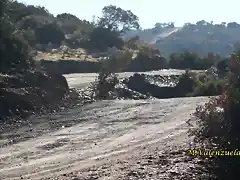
[63,69,203,89]
[0,70,208,179]
[0,96,208,180]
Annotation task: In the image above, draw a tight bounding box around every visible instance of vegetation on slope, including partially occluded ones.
[189,50,240,179]
[3,1,236,73]
[0,0,35,73]
[0,0,69,121]
[125,20,240,57]
[3,2,240,179]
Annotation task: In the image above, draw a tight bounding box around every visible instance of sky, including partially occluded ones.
[18,0,239,29]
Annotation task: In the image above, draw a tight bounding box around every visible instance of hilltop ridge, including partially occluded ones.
[5,1,240,59]
[124,21,240,57]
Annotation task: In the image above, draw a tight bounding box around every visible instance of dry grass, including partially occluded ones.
[34,48,139,62]
[34,48,99,62]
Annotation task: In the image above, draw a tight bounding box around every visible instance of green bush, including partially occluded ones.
[168,51,217,70]
[93,48,133,99]
[193,79,226,96]
[35,22,65,45]
[0,0,35,73]
[87,27,124,51]
[176,69,197,94]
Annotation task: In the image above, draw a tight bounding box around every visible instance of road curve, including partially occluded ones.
[0,96,208,180]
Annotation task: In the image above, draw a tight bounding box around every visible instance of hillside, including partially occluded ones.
[124,22,240,57]
[6,1,240,60]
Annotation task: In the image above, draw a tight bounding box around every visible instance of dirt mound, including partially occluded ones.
[125,73,194,98]
[0,71,69,121]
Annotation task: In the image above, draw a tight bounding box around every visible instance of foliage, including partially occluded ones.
[6,1,52,23]
[126,44,167,71]
[86,5,140,51]
[87,27,124,51]
[192,79,226,96]
[93,48,133,99]
[4,2,141,52]
[3,1,96,50]
[216,58,229,77]
[168,51,217,70]
[124,35,140,50]
[34,22,65,45]
[97,5,140,33]
[176,69,196,91]
[189,51,240,179]
[124,20,240,57]
[0,0,35,73]
[137,44,161,57]
[172,68,228,97]
[56,13,94,35]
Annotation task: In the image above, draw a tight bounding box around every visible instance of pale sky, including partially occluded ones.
[18,0,239,29]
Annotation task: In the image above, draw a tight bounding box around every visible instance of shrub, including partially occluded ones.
[193,79,226,96]
[176,69,197,94]
[87,27,124,51]
[35,22,65,45]
[168,51,216,70]
[125,44,167,71]
[189,51,240,179]
[92,47,133,99]
[1,3,35,73]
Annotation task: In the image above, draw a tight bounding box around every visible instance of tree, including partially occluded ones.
[17,16,41,29]
[221,22,226,27]
[88,27,124,51]
[167,22,175,28]
[1,0,34,73]
[56,13,94,35]
[56,13,80,21]
[6,1,52,22]
[35,22,65,45]
[97,5,140,33]
[227,22,240,28]
[154,23,163,29]
[196,20,207,26]
[1,0,14,19]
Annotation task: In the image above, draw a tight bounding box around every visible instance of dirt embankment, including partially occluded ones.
[0,70,70,121]
[36,47,168,74]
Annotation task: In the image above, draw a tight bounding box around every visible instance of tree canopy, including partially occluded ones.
[97,5,140,33]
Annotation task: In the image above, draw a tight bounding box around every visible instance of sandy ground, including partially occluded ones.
[0,70,209,180]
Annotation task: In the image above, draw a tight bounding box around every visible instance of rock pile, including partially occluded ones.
[0,70,70,121]
[122,73,196,99]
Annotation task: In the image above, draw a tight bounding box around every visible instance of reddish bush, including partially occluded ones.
[190,51,240,179]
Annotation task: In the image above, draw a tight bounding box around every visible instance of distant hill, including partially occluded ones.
[124,22,240,58]
[6,1,240,59]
